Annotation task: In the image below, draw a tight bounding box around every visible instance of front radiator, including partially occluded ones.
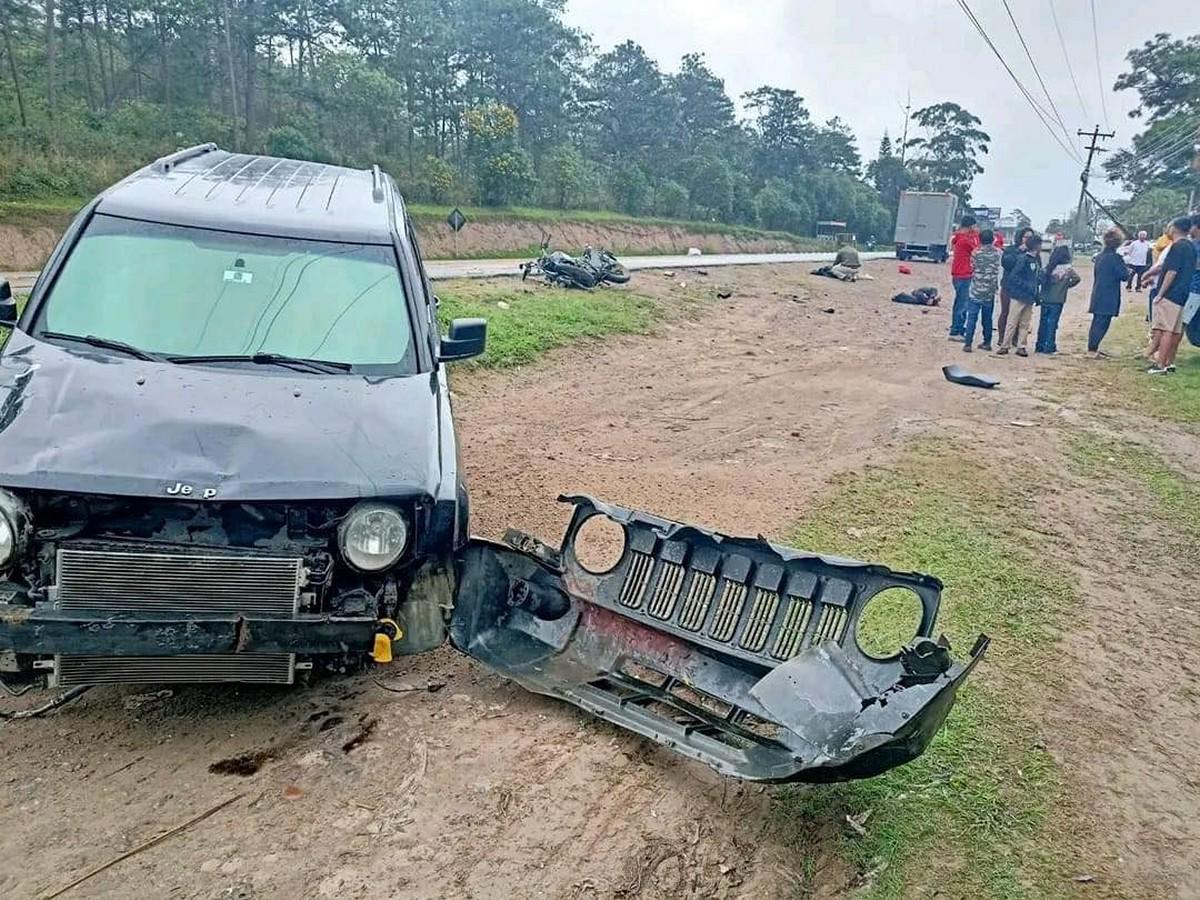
[55,548,302,616]
[52,547,302,685]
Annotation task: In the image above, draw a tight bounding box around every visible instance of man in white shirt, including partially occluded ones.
[1126,230,1152,291]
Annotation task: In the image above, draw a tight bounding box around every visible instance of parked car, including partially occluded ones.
[0,145,985,783]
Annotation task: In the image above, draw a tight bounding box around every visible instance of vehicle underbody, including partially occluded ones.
[0,492,986,783]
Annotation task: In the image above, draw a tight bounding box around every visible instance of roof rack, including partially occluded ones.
[152,143,219,175]
[370,164,385,203]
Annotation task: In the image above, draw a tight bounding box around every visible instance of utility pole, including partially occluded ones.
[1075,125,1114,241]
[899,89,912,166]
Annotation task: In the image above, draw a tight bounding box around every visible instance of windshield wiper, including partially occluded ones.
[41,331,167,362]
[169,352,353,374]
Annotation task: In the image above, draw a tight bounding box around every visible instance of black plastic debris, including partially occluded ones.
[942,365,1000,389]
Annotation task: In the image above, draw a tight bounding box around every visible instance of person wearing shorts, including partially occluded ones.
[1147,216,1197,375]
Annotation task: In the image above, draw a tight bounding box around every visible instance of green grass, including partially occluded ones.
[0,198,82,228]
[437,281,663,368]
[772,441,1080,899]
[1073,313,1200,425]
[1069,434,1200,539]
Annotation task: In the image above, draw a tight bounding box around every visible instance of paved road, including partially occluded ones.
[3,251,893,292]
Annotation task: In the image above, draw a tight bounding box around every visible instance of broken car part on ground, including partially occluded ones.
[0,144,985,784]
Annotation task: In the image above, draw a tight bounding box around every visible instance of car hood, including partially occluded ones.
[0,332,444,501]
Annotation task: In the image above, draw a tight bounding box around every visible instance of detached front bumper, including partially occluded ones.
[451,496,989,783]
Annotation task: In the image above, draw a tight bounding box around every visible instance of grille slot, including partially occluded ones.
[646,562,685,620]
[771,598,814,659]
[677,573,716,630]
[813,605,849,644]
[56,654,294,686]
[619,552,653,609]
[739,589,780,652]
[709,582,747,642]
[55,549,301,616]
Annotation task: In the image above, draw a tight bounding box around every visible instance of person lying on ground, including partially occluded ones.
[1088,227,1128,359]
[1035,245,1081,355]
[963,229,1001,353]
[1147,216,1197,375]
[997,234,1043,357]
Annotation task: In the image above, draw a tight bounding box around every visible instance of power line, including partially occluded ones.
[1130,118,1199,161]
[953,0,1083,164]
[1047,0,1089,120]
[1001,0,1073,143]
[1090,0,1111,129]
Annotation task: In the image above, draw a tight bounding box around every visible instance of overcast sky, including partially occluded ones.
[566,0,1163,228]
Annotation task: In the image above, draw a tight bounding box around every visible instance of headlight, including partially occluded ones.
[0,512,13,569]
[0,488,30,573]
[339,502,408,572]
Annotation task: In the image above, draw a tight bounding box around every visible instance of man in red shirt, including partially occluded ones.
[949,214,980,338]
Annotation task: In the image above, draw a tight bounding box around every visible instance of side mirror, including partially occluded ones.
[0,281,15,326]
[439,317,487,362]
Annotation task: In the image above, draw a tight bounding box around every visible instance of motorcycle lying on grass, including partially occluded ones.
[521,234,631,289]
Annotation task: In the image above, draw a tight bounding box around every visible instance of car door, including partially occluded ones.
[451,495,987,783]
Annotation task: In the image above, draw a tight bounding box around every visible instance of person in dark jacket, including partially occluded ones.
[1035,245,1081,354]
[998,226,1034,346]
[997,234,1043,356]
[1088,227,1129,358]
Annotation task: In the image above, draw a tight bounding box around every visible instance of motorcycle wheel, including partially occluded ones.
[602,265,631,284]
[552,262,599,289]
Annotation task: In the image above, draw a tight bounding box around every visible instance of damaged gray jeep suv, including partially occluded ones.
[0,144,986,782]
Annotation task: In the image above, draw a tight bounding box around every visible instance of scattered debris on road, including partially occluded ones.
[943,365,1000,389]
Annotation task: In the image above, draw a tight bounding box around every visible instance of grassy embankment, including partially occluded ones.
[0,199,826,264]
[436,280,677,369]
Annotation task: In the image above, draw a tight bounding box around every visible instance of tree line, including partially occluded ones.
[0,0,992,238]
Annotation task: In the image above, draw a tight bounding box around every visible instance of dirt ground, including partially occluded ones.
[1,260,1197,898]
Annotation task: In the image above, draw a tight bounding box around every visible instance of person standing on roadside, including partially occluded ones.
[1035,245,1081,354]
[1126,230,1151,290]
[1184,217,1200,331]
[1147,216,1197,375]
[997,233,1043,357]
[948,214,980,340]
[1146,224,1174,319]
[963,229,1001,352]
[998,226,1033,346]
[1088,227,1129,358]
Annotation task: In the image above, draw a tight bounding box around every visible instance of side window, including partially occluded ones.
[405,214,440,340]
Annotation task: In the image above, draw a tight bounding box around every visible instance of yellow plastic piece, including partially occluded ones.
[370,618,403,664]
[371,633,394,664]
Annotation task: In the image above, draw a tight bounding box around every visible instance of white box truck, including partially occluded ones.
[894,191,959,262]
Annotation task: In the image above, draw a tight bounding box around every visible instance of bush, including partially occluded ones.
[478,147,536,206]
[266,125,316,161]
[654,180,689,218]
[754,180,809,234]
[420,155,457,203]
[541,143,586,209]
[611,163,651,216]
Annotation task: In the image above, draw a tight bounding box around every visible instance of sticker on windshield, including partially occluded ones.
[224,269,254,285]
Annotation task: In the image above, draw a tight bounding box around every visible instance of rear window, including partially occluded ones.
[35,214,416,372]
